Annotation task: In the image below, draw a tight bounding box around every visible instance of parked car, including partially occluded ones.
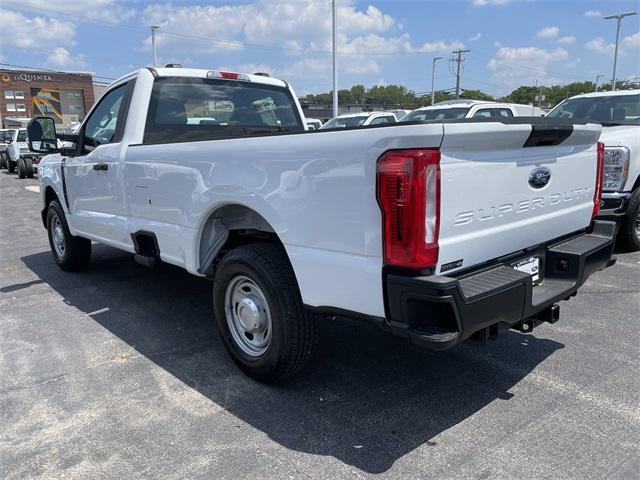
[546,89,640,250]
[402,100,544,122]
[7,128,40,178]
[320,111,397,129]
[305,118,323,130]
[0,128,18,169]
[29,67,615,382]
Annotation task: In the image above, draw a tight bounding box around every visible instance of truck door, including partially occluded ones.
[64,79,135,246]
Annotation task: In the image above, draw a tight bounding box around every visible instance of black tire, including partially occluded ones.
[619,188,640,252]
[213,243,318,383]
[17,158,26,179]
[25,158,34,178]
[8,160,15,173]
[46,200,92,271]
[0,152,6,169]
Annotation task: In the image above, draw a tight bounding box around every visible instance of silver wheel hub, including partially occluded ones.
[224,275,272,357]
[634,213,640,236]
[51,213,66,257]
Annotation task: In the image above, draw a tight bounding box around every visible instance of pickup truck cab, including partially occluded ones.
[28,67,615,382]
[0,128,17,169]
[547,89,640,250]
[402,100,544,122]
[6,128,40,178]
[320,111,397,129]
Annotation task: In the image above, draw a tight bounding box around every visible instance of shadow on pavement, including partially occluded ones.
[21,245,564,474]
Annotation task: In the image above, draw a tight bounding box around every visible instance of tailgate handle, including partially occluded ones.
[93,163,108,171]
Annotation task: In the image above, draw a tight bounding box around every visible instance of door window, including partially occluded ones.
[83,83,130,148]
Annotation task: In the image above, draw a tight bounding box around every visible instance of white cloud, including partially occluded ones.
[141,1,463,85]
[19,0,135,23]
[46,47,86,67]
[472,0,509,6]
[469,33,483,42]
[622,32,640,49]
[557,36,576,45]
[536,26,559,39]
[585,37,615,54]
[0,9,76,49]
[584,10,601,17]
[488,46,568,88]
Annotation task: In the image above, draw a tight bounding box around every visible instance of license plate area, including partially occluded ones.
[511,254,544,285]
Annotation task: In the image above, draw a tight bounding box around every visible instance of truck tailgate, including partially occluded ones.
[437,121,602,275]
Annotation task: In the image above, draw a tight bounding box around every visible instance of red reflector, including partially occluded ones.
[377,149,440,269]
[593,141,605,217]
[219,71,240,79]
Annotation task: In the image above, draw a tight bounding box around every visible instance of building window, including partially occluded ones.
[6,103,16,111]
[16,104,26,112]
[14,91,24,99]
[4,91,14,99]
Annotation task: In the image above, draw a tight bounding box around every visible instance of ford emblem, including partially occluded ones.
[528,167,551,189]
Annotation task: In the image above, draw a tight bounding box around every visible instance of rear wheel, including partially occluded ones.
[8,160,16,173]
[213,243,318,383]
[17,158,26,179]
[46,200,92,271]
[24,158,34,178]
[619,188,640,251]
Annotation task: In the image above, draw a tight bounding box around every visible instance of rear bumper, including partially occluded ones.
[596,192,630,223]
[385,221,617,350]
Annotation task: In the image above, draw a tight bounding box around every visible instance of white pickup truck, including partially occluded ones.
[28,67,616,382]
[546,89,640,250]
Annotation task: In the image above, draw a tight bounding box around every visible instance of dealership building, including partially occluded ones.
[0,68,95,129]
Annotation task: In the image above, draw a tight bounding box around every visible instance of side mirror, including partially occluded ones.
[27,117,59,153]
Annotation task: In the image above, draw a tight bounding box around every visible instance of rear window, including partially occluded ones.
[547,94,640,125]
[144,77,304,144]
[320,115,368,129]
[17,130,27,142]
[401,107,470,122]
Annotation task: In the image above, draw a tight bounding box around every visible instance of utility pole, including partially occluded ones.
[150,25,160,67]
[603,11,637,91]
[331,0,338,118]
[431,56,442,105]
[594,74,604,92]
[452,49,470,99]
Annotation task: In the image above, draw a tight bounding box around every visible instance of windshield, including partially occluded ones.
[547,94,640,125]
[401,107,470,122]
[17,130,27,142]
[144,77,304,144]
[320,116,368,129]
[0,130,16,142]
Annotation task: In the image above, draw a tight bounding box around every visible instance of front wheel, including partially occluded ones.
[619,189,640,251]
[213,243,318,383]
[46,200,92,271]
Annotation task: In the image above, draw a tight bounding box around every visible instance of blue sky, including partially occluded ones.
[1,0,639,96]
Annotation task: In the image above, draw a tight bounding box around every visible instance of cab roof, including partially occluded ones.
[562,89,640,100]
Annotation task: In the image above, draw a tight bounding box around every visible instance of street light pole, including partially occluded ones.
[150,24,160,67]
[594,74,604,92]
[603,11,637,91]
[332,0,338,118]
[431,56,442,106]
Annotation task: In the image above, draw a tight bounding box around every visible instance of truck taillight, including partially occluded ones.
[377,149,440,269]
[593,141,605,218]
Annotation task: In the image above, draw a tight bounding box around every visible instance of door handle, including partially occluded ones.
[93,163,108,171]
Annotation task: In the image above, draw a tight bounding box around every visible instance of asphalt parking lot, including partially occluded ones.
[1,170,638,480]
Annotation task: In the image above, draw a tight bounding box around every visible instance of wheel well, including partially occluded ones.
[198,204,283,275]
[41,186,60,227]
[633,174,640,192]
